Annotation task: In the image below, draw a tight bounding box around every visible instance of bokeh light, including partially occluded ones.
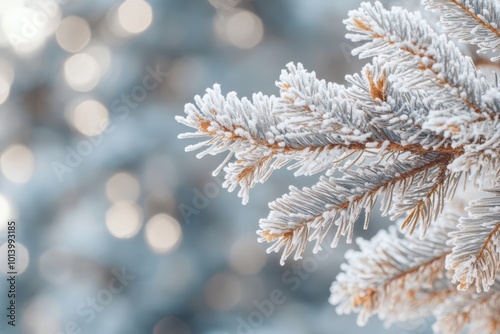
[144,214,182,253]
[39,248,72,284]
[56,16,91,53]
[71,99,109,136]
[64,53,101,91]
[118,0,153,34]
[106,172,140,203]
[85,42,112,74]
[22,295,62,334]
[106,201,143,238]
[0,1,25,47]
[2,4,61,54]
[0,241,30,274]
[0,194,16,232]
[0,58,13,104]
[204,272,242,311]
[215,10,264,49]
[153,316,191,334]
[0,144,35,183]
[0,76,10,104]
[0,58,14,84]
[229,236,267,275]
[0,2,411,334]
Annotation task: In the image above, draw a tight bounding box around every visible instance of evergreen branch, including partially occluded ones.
[448,138,499,194]
[423,0,500,60]
[446,186,500,292]
[344,1,499,137]
[433,284,500,334]
[330,212,456,326]
[258,153,451,264]
[178,82,464,203]
[275,62,354,131]
[392,164,462,237]
[277,61,467,155]
[176,2,500,331]
[177,85,371,202]
[346,60,464,152]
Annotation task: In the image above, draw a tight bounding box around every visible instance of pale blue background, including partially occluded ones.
[0,1,432,333]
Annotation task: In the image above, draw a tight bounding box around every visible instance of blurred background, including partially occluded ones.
[0,0,432,333]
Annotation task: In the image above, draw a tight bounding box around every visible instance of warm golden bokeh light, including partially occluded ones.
[56,16,91,53]
[0,144,35,183]
[0,58,14,84]
[224,10,264,49]
[0,76,10,104]
[0,194,16,232]
[64,53,101,91]
[2,5,61,54]
[85,42,112,74]
[106,172,140,203]
[0,58,13,104]
[106,201,143,238]
[71,100,109,136]
[144,214,182,253]
[118,0,153,34]
[22,295,61,334]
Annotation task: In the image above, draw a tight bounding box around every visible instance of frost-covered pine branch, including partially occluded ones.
[330,209,457,326]
[446,185,500,293]
[177,1,500,332]
[423,0,500,60]
[433,281,500,333]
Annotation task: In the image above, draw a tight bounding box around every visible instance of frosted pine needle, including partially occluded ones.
[177,1,500,332]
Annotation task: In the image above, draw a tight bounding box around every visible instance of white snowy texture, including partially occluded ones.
[424,0,500,60]
[446,185,500,293]
[177,1,500,332]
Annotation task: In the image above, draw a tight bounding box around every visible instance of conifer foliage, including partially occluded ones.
[177,1,500,332]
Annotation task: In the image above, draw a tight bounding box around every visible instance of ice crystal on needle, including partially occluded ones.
[177,1,500,332]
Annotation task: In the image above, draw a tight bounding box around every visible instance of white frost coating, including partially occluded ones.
[365,141,379,148]
[446,188,500,293]
[424,0,500,60]
[177,1,500,332]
